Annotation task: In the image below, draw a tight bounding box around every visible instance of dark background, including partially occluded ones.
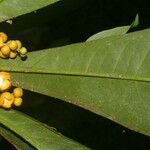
[0,0,150,149]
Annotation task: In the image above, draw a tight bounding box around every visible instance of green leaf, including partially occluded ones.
[86,26,130,41]
[87,14,139,41]
[1,29,149,81]
[0,29,150,136]
[0,126,35,150]
[0,0,86,39]
[0,109,89,150]
[0,0,59,22]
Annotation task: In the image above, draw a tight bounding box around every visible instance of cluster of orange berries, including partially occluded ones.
[0,32,27,59]
[0,72,23,109]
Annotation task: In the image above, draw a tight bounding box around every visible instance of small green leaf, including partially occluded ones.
[130,14,139,28]
[0,109,89,150]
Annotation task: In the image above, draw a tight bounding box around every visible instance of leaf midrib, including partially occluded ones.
[8,70,149,83]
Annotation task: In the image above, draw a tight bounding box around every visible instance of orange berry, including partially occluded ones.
[0,72,11,92]
[0,92,14,109]
[0,79,11,92]
[0,72,11,80]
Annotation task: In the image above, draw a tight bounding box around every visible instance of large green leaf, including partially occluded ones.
[0,126,35,150]
[0,29,150,136]
[1,29,149,81]
[0,0,59,22]
[0,109,89,150]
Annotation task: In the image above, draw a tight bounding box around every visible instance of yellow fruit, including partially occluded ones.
[14,97,23,106]
[0,72,11,92]
[0,92,14,102]
[9,51,17,59]
[7,40,18,50]
[16,40,22,51]
[0,92,14,109]
[19,47,27,55]
[0,95,4,106]
[1,45,10,56]
[0,72,11,80]
[0,37,4,48]
[0,79,11,92]
[0,32,8,42]
[3,103,12,109]
[13,88,23,98]
[0,50,7,58]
